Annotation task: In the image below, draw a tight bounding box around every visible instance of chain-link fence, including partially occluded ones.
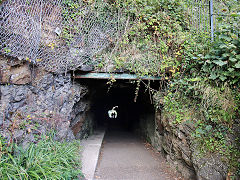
[0,0,127,73]
[190,0,240,40]
[0,0,239,73]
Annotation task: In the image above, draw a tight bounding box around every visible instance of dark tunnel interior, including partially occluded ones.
[84,79,156,133]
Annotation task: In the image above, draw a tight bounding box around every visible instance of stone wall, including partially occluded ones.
[150,108,230,180]
[137,110,155,144]
[70,92,94,139]
[0,55,93,148]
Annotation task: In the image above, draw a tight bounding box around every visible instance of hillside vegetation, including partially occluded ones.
[100,0,240,177]
[0,0,240,178]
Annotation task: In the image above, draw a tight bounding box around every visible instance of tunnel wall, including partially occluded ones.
[137,108,156,143]
[0,56,94,147]
[70,94,94,139]
[152,103,229,180]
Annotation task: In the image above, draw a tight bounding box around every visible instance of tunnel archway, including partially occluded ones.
[82,79,157,140]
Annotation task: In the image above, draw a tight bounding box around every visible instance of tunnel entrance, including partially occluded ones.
[77,79,157,141]
[75,79,169,179]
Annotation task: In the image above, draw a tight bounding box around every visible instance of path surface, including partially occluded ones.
[94,130,182,180]
[80,129,105,180]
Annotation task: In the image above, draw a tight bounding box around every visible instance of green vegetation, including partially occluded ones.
[200,26,240,84]
[98,0,240,177]
[0,0,239,178]
[0,133,82,180]
[107,0,193,76]
[160,22,240,179]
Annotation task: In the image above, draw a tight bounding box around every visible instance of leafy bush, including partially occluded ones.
[163,91,190,124]
[97,0,193,76]
[0,133,82,180]
[199,27,240,84]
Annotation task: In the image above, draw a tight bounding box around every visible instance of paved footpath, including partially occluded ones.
[94,130,183,180]
[81,129,105,180]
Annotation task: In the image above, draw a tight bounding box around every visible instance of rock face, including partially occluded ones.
[70,87,94,139]
[0,55,92,147]
[0,56,31,85]
[150,108,229,180]
[192,151,228,180]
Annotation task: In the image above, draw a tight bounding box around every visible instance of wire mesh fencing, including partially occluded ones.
[0,0,239,73]
[0,0,127,73]
[189,0,240,41]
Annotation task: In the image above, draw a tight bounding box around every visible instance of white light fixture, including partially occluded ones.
[108,106,118,118]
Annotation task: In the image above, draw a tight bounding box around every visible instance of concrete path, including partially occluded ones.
[80,129,105,180]
[94,130,181,180]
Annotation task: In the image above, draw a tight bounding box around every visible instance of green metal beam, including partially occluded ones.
[73,72,161,80]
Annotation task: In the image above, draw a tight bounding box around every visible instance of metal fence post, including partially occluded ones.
[209,0,214,41]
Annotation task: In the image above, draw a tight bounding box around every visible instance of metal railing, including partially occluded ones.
[190,0,240,41]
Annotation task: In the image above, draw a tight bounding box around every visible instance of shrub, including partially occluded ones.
[0,133,82,180]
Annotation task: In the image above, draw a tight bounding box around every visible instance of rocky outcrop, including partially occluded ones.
[70,87,94,139]
[151,108,230,180]
[192,150,228,180]
[133,95,229,180]
[0,55,92,148]
[153,112,196,179]
[0,56,31,85]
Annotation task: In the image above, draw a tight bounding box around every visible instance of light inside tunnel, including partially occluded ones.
[86,79,156,134]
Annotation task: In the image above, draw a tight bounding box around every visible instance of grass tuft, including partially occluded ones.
[0,133,83,180]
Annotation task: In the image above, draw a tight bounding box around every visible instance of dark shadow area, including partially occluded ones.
[81,79,156,133]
